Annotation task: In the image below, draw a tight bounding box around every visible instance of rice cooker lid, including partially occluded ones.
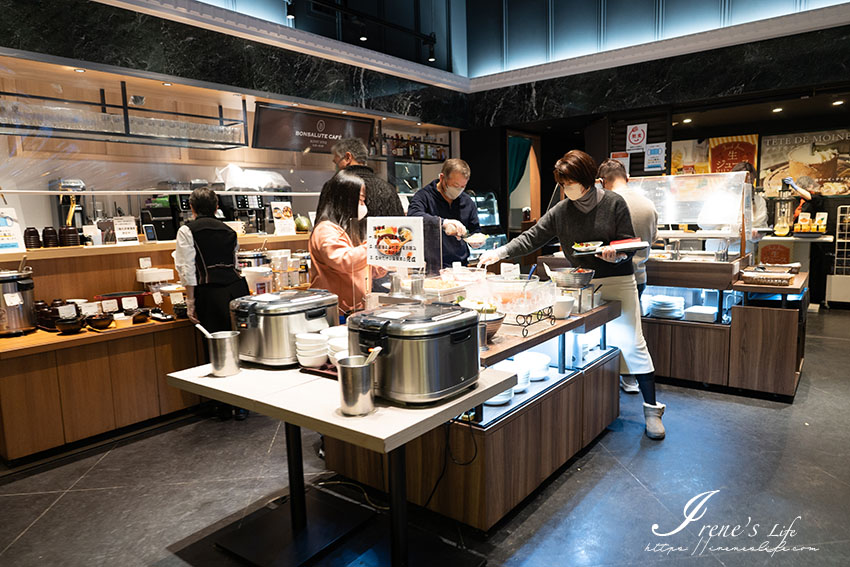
[348,304,477,337]
[231,289,337,315]
[237,250,267,259]
[0,269,32,282]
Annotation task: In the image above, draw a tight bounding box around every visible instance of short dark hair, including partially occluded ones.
[331,138,368,164]
[597,159,628,185]
[317,170,365,236]
[554,150,597,189]
[189,187,218,216]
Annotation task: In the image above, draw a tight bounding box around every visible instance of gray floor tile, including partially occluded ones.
[0,493,60,554]
[0,453,104,495]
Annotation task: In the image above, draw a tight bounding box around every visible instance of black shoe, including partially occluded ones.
[235,408,249,421]
[217,405,233,421]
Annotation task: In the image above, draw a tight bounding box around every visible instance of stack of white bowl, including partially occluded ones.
[320,326,349,364]
[295,333,328,367]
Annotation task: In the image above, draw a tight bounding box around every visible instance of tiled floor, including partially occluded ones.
[1,309,849,566]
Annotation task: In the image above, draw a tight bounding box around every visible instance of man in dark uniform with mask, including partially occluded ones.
[407,158,483,267]
[174,187,250,419]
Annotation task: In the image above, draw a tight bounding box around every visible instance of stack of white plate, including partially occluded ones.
[327,337,349,365]
[484,388,514,406]
[683,305,717,323]
[513,352,551,381]
[295,333,328,367]
[492,361,530,393]
[649,296,685,319]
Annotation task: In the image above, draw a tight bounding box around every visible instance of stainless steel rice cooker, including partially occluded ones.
[236,250,269,271]
[0,269,36,336]
[231,289,338,365]
[347,304,479,403]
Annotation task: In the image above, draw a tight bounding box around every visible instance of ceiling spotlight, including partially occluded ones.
[342,111,348,114]
[427,43,435,62]
[162,82,172,87]
[417,122,422,126]
[382,117,387,120]
[74,68,86,73]
[290,102,299,106]
[287,13,295,20]
[772,107,783,113]
[682,118,692,124]
[833,100,845,106]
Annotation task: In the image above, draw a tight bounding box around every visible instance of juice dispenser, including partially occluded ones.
[773,179,797,236]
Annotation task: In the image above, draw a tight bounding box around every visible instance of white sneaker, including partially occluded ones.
[620,375,640,394]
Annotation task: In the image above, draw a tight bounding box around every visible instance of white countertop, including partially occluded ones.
[759,235,833,243]
[168,364,516,454]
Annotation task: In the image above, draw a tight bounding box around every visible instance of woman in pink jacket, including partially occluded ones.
[309,170,370,312]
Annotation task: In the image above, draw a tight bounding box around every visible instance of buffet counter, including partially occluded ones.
[0,319,201,461]
[325,300,623,531]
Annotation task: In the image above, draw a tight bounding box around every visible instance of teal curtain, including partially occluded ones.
[507,136,533,194]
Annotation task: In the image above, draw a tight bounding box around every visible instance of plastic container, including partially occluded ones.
[243,266,273,295]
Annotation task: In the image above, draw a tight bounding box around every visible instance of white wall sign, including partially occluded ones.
[644,143,666,171]
[366,216,424,269]
[271,201,296,235]
[0,208,26,252]
[113,216,139,244]
[626,123,648,152]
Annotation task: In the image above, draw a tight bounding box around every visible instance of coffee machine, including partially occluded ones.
[220,193,267,233]
[49,178,86,227]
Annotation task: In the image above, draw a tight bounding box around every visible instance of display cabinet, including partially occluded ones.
[325,303,623,531]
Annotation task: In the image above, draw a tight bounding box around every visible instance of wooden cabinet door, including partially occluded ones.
[729,306,799,395]
[0,353,65,460]
[670,324,730,386]
[582,351,620,446]
[56,343,116,442]
[108,335,159,427]
[154,327,200,415]
[539,375,583,479]
[641,320,672,377]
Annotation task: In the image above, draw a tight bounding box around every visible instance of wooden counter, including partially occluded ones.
[480,301,621,367]
[0,319,202,461]
[732,272,809,295]
[0,319,193,360]
[0,234,308,263]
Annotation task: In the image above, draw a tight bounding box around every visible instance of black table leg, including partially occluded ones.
[284,422,306,531]
[388,445,408,567]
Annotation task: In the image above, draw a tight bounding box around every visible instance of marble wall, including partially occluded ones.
[1,1,849,131]
[468,24,850,128]
[0,0,469,127]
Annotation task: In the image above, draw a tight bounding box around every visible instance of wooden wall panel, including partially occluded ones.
[582,352,620,446]
[729,306,799,396]
[0,352,65,460]
[108,335,159,427]
[56,342,116,442]
[153,326,200,414]
[670,325,730,386]
[641,320,672,377]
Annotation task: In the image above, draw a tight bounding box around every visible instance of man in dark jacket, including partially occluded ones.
[407,158,482,267]
[330,138,404,217]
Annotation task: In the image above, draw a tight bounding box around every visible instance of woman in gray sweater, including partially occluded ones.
[478,150,666,440]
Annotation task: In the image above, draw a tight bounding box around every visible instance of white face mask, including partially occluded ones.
[444,184,465,200]
[562,183,585,201]
[357,202,368,220]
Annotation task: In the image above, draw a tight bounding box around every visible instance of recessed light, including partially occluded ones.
[382,117,386,120]
[162,82,172,86]
[74,68,86,73]
[671,121,679,126]
[417,122,422,126]
[833,100,845,106]
[287,14,294,20]
[682,118,692,124]
[291,103,299,106]
[772,107,783,113]
[341,111,348,114]
[359,35,367,42]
